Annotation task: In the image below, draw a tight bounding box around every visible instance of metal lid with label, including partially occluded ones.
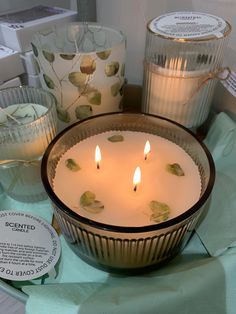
[0,211,61,281]
[148,12,231,41]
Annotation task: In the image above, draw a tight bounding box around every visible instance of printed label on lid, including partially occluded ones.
[149,12,227,39]
[0,211,61,281]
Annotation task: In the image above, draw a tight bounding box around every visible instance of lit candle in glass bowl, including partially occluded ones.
[52,130,201,227]
[41,113,215,272]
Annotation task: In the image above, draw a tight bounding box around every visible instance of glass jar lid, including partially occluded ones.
[148,12,231,41]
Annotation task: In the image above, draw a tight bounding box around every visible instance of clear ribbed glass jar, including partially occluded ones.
[142,12,231,129]
[0,86,57,202]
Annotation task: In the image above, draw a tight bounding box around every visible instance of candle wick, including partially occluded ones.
[133,185,137,192]
[144,155,147,161]
[96,163,100,170]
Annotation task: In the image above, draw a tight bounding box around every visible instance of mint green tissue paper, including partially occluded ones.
[196,112,236,256]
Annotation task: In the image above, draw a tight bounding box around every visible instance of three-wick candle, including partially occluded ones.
[53,130,201,227]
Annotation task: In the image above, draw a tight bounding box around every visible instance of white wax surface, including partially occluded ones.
[146,65,211,127]
[53,131,201,227]
[149,66,207,105]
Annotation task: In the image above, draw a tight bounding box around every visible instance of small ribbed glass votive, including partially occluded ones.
[0,86,57,202]
[142,12,231,129]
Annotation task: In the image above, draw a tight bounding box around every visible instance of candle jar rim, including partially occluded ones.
[0,86,56,131]
[41,112,215,233]
[32,22,126,55]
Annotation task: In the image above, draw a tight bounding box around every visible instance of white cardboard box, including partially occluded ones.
[0,45,24,84]
[0,5,78,52]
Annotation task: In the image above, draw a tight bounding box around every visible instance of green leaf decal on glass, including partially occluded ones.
[60,54,75,60]
[96,50,111,60]
[105,62,119,77]
[39,29,54,36]
[107,135,124,142]
[119,83,124,96]
[149,201,171,223]
[80,191,104,214]
[57,107,70,123]
[43,74,55,89]
[68,72,87,87]
[80,56,96,74]
[42,50,55,63]
[34,59,40,74]
[87,90,101,105]
[31,43,38,57]
[111,82,120,96]
[121,63,125,77]
[166,163,185,176]
[119,97,124,110]
[75,105,93,120]
[65,158,81,171]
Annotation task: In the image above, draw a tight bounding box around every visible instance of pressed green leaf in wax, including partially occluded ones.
[80,56,96,74]
[149,200,171,223]
[75,105,93,120]
[65,158,81,172]
[60,54,75,60]
[166,163,185,176]
[68,72,87,87]
[96,50,111,60]
[111,82,120,96]
[0,104,47,126]
[107,135,124,142]
[80,191,104,214]
[87,90,101,105]
[43,74,55,89]
[42,51,55,63]
[105,62,119,77]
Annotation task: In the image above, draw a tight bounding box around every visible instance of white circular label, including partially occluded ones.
[149,12,227,39]
[0,211,61,281]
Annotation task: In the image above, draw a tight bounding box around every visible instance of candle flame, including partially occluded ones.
[95,145,101,169]
[144,140,151,160]
[133,166,141,192]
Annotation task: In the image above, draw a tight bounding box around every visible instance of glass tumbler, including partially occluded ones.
[0,86,57,202]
